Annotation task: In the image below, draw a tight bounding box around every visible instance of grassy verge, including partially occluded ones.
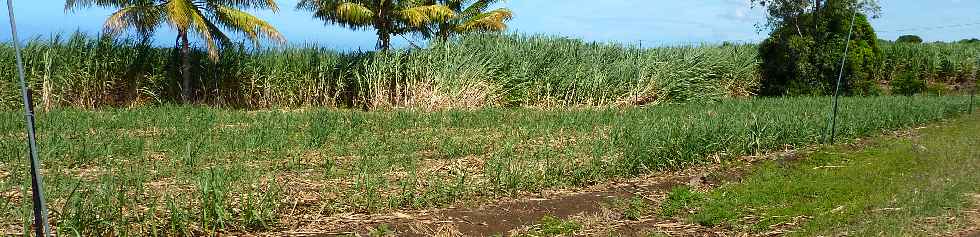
[666,112,980,235]
[0,96,973,235]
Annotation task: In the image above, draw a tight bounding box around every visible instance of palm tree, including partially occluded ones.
[65,0,286,101]
[428,0,512,41]
[296,0,454,50]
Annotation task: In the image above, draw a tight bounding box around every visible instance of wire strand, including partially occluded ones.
[878,21,980,33]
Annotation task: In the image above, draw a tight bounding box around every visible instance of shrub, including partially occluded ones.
[959,38,980,44]
[926,82,952,96]
[896,35,923,44]
[890,70,925,96]
[758,5,883,96]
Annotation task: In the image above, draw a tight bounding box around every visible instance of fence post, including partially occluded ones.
[6,0,51,236]
[824,2,860,144]
[971,66,976,114]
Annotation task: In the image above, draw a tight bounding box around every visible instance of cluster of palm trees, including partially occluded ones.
[64,0,513,101]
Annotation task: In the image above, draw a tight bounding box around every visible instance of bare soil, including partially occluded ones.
[253,145,804,237]
[254,131,942,236]
[953,194,980,237]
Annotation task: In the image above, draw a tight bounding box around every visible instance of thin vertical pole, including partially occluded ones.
[825,3,860,144]
[971,65,976,114]
[6,0,51,236]
[971,84,976,114]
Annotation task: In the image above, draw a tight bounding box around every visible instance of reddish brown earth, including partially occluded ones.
[255,147,779,237]
[253,132,977,236]
[953,194,980,237]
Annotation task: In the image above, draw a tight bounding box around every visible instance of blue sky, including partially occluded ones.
[2,0,979,50]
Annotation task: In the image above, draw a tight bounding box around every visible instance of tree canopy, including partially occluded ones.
[757,0,882,96]
[66,0,285,59]
[297,0,455,50]
[424,0,513,41]
[959,38,980,44]
[750,0,880,35]
[896,35,923,44]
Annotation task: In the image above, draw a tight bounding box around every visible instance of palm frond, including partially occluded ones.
[335,2,375,25]
[214,6,286,45]
[297,0,464,49]
[459,0,501,18]
[397,0,438,9]
[424,0,509,40]
[205,0,279,12]
[297,0,374,29]
[65,0,136,11]
[438,0,466,12]
[399,4,454,27]
[456,7,511,32]
[188,5,232,60]
[103,3,164,39]
[165,0,196,31]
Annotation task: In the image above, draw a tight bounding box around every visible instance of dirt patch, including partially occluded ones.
[250,126,916,236]
[256,162,736,236]
[438,189,630,236]
[953,194,980,237]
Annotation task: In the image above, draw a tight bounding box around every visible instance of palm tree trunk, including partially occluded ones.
[438,24,451,42]
[438,31,449,42]
[377,0,392,51]
[179,31,193,102]
[377,30,391,51]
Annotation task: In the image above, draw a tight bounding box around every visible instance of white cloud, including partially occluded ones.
[719,0,759,23]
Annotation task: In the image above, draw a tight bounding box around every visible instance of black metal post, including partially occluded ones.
[971,79,976,114]
[824,3,859,144]
[6,0,51,236]
[971,66,976,114]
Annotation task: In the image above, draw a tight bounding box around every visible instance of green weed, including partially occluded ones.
[525,215,581,237]
[609,196,651,221]
[659,186,703,219]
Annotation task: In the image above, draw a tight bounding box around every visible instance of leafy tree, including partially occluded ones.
[297,0,455,50]
[959,38,980,44]
[896,35,923,44]
[65,0,285,102]
[758,0,882,96]
[425,0,513,41]
[891,70,925,96]
[750,0,879,35]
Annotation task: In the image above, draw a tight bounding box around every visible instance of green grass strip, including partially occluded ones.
[676,113,980,236]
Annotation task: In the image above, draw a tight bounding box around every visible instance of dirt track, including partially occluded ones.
[257,147,788,236]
